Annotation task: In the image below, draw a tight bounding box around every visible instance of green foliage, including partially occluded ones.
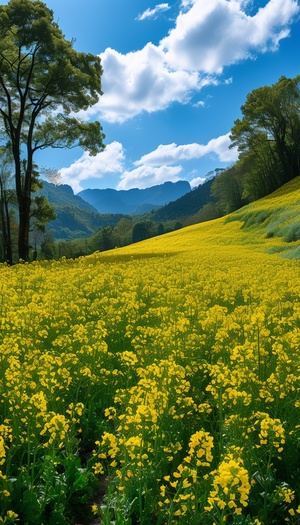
[210,76,300,217]
[113,218,134,247]
[41,232,56,260]
[211,165,247,214]
[189,202,221,224]
[10,452,97,525]
[31,196,56,233]
[0,0,105,261]
[52,219,166,259]
[281,222,300,243]
[150,176,218,222]
[229,210,270,229]
[132,221,153,243]
[225,177,300,259]
[230,75,300,200]
[281,245,300,259]
[89,226,114,253]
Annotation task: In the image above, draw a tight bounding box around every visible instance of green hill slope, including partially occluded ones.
[39,181,125,239]
[225,176,300,258]
[99,176,300,260]
[148,176,217,222]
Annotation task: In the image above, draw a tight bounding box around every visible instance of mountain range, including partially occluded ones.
[39,176,219,240]
[148,170,225,222]
[39,181,125,239]
[77,181,191,214]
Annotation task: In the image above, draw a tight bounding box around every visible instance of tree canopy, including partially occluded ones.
[230,75,300,198]
[0,0,105,261]
[212,76,300,214]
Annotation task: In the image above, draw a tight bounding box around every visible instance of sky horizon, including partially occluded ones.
[1,0,300,193]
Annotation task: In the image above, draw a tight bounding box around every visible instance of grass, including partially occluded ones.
[225,176,300,255]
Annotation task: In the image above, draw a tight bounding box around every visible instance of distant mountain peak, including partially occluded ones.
[78,180,191,214]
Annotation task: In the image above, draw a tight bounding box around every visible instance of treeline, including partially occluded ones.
[210,75,300,214]
[40,218,183,260]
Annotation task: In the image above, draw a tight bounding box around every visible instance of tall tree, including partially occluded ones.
[230,76,300,199]
[211,164,246,214]
[0,0,105,261]
[0,148,15,264]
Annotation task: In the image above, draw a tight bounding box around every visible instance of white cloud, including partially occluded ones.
[56,0,299,193]
[193,100,205,107]
[135,133,238,166]
[136,3,171,21]
[58,134,237,193]
[180,0,197,8]
[117,165,183,190]
[161,0,299,73]
[59,142,125,193]
[190,176,206,187]
[86,44,200,123]
[87,0,299,124]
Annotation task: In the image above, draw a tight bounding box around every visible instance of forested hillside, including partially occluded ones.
[38,181,126,240]
[148,176,217,222]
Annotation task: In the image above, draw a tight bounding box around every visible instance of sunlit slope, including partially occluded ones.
[96,176,300,262]
[1,178,300,524]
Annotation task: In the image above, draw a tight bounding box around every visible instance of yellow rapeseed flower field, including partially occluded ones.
[1,177,300,524]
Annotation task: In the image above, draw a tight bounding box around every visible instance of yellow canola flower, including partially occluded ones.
[185,430,214,467]
[273,485,295,504]
[0,510,19,523]
[206,452,251,515]
[253,412,285,452]
[40,413,70,447]
[0,436,6,465]
[1,176,300,524]
[93,462,105,475]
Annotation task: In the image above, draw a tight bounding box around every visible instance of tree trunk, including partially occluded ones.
[18,194,31,261]
[14,144,32,262]
[0,180,8,261]
[4,195,13,265]
[0,179,13,265]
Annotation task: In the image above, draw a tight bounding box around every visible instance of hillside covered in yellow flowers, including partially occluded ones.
[1,177,300,525]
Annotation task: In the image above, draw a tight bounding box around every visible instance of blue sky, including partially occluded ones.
[2,0,300,192]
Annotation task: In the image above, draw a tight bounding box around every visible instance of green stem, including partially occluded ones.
[219,387,224,454]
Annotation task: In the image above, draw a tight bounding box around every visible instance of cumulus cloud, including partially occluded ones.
[136,3,171,21]
[135,133,238,166]
[58,0,298,192]
[116,165,183,190]
[57,134,237,193]
[59,142,125,193]
[86,0,299,123]
[161,0,299,73]
[85,44,200,123]
[190,176,206,187]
